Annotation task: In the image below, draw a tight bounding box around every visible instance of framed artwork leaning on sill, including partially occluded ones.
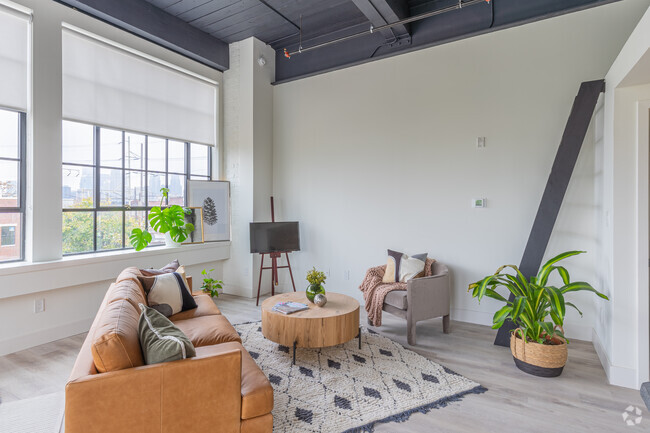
[187,180,230,242]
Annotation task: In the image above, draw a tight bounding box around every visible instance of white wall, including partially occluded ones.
[586,3,650,389]
[272,0,650,343]
[0,0,228,356]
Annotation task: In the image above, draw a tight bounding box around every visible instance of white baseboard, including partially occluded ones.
[451,308,593,341]
[592,328,638,389]
[451,308,493,326]
[0,318,93,357]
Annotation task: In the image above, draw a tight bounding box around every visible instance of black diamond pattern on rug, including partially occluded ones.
[233,321,486,433]
[443,366,459,376]
[422,373,439,383]
[269,374,282,385]
[334,395,352,410]
[363,387,381,399]
[328,359,341,369]
[257,326,262,332]
[295,408,313,424]
[393,379,411,392]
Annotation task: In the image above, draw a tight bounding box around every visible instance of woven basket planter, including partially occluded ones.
[510,331,567,377]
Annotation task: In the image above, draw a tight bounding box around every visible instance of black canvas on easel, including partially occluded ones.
[494,79,605,347]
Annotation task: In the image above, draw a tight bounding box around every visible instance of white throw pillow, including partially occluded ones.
[138,271,197,317]
[399,255,426,282]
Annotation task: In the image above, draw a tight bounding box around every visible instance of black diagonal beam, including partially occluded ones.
[494,79,606,347]
[55,0,229,70]
[351,0,411,41]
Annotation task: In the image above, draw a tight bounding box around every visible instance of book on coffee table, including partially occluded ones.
[272,301,309,315]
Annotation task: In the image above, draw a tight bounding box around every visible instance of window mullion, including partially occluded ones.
[122,130,126,249]
[94,126,100,252]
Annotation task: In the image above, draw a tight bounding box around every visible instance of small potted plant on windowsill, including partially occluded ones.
[129,187,194,251]
[201,268,223,298]
[469,251,609,377]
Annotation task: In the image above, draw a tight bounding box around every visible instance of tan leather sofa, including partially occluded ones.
[65,267,273,433]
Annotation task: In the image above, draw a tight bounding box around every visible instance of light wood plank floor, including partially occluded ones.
[0,293,647,432]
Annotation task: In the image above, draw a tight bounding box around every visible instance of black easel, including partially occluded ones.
[256,197,297,306]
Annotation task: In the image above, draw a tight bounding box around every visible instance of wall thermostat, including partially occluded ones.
[472,198,487,208]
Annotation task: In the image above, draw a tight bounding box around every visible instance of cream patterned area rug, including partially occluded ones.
[0,392,64,433]
[234,322,486,433]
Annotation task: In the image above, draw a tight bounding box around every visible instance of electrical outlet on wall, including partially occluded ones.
[344,270,350,280]
[34,298,45,313]
[477,137,486,149]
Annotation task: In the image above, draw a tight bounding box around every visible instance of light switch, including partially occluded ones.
[477,137,486,149]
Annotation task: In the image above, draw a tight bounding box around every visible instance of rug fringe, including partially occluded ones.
[342,385,488,433]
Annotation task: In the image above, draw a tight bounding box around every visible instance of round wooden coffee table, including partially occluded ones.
[261,292,360,364]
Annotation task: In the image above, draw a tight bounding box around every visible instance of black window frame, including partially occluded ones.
[0,108,26,263]
[62,121,213,256]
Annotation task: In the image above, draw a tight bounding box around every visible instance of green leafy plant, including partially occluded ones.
[306,267,327,286]
[469,251,608,345]
[201,268,223,298]
[129,187,194,251]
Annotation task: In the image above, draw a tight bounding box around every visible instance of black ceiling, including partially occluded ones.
[58,0,621,83]
[144,0,369,49]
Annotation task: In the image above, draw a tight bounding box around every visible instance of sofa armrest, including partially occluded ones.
[65,348,242,433]
[406,273,450,321]
[187,275,193,290]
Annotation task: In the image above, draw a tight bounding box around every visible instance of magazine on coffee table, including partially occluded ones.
[272,301,309,315]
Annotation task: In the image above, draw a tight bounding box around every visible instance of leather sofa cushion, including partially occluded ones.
[384,290,408,310]
[173,315,241,347]
[196,342,274,420]
[105,279,147,310]
[169,294,221,321]
[91,299,144,372]
[239,344,275,419]
[241,414,273,433]
[116,266,143,284]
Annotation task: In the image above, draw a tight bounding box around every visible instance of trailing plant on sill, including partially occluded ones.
[468,250,608,345]
[201,268,223,298]
[129,187,194,251]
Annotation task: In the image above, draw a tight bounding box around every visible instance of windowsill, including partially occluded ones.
[0,241,231,299]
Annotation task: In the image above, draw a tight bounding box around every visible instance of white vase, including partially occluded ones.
[164,232,181,248]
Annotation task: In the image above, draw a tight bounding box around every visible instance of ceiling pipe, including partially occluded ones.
[283,0,490,57]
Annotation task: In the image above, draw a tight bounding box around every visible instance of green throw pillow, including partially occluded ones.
[138,303,196,365]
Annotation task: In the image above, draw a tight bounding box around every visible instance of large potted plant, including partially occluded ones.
[129,187,194,251]
[469,251,608,377]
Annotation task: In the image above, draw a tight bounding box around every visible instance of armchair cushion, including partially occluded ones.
[384,291,408,310]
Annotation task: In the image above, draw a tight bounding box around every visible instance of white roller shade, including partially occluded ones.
[0,4,30,112]
[62,28,217,146]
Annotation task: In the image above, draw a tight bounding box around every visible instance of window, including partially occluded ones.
[62,121,212,255]
[0,108,25,262]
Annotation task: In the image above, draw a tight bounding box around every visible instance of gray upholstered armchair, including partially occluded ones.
[374,262,450,345]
